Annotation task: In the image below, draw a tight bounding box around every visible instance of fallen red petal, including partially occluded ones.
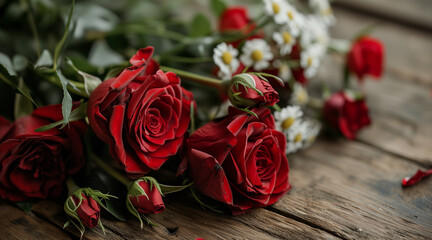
[402,169,432,187]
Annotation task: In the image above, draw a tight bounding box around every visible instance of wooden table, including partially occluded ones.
[1,1,431,239]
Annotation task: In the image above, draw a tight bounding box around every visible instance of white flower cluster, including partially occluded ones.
[274,105,321,154]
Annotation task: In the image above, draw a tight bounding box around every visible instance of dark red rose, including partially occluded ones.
[179,107,291,214]
[72,193,100,228]
[218,7,262,47]
[347,36,384,81]
[129,179,165,214]
[0,104,86,202]
[323,91,371,139]
[88,47,194,175]
[228,73,279,108]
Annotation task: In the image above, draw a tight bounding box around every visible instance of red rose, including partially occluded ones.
[128,179,165,214]
[179,107,291,214]
[72,193,101,228]
[228,73,279,108]
[323,91,371,139]
[347,36,384,80]
[88,47,194,175]
[218,7,262,47]
[0,104,86,201]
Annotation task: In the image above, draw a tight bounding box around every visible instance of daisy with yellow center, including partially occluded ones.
[213,42,240,80]
[264,0,286,23]
[290,83,309,106]
[309,0,336,26]
[302,119,321,149]
[240,39,273,71]
[274,3,303,36]
[274,105,303,133]
[286,120,308,154]
[300,44,321,78]
[273,26,299,56]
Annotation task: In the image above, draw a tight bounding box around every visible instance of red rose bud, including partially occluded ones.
[347,36,384,81]
[179,107,291,215]
[218,7,262,47]
[323,91,371,139]
[72,194,101,228]
[126,177,164,228]
[87,47,194,175]
[0,104,86,202]
[128,179,165,214]
[227,73,280,109]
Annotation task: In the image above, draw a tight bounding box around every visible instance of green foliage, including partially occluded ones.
[189,14,212,38]
[210,0,227,17]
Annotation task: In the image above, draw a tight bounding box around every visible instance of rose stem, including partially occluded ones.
[66,178,80,195]
[91,153,131,187]
[160,66,223,90]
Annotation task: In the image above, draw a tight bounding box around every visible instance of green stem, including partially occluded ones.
[23,0,41,57]
[39,70,89,98]
[160,66,223,90]
[343,65,350,89]
[102,25,187,42]
[66,178,80,195]
[91,154,131,187]
[160,55,213,64]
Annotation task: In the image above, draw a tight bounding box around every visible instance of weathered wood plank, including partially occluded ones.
[31,197,339,239]
[333,0,432,33]
[0,202,72,240]
[272,140,432,239]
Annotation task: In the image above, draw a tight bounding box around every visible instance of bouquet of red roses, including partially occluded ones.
[0,0,385,236]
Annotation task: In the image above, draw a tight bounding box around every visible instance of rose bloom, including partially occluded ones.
[128,179,165,214]
[347,36,384,80]
[179,107,291,214]
[323,91,371,139]
[88,47,194,175]
[0,104,86,201]
[72,193,100,228]
[219,7,262,47]
[228,73,279,108]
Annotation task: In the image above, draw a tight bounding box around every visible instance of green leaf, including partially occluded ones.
[159,182,194,195]
[53,0,75,70]
[56,69,73,128]
[35,101,87,132]
[104,199,127,221]
[14,77,34,119]
[0,53,16,76]
[34,50,53,68]
[67,58,102,96]
[189,13,212,38]
[12,55,28,72]
[72,3,118,39]
[88,40,125,68]
[353,24,377,41]
[16,201,33,213]
[210,0,226,17]
[63,221,70,229]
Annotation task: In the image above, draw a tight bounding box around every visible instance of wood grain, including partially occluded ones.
[272,140,432,239]
[0,202,72,240]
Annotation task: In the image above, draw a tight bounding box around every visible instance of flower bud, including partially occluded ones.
[126,177,165,228]
[71,193,100,228]
[226,73,280,108]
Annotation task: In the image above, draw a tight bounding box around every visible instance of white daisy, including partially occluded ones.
[300,15,330,50]
[273,25,298,56]
[309,0,336,26]
[264,0,286,20]
[213,42,240,80]
[286,120,308,154]
[300,44,321,78]
[275,3,304,36]
[240,39,273,71]
[274,105,303,132]
[302,119,321,149]
[273,60,291,82]
[290,82,309,105]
